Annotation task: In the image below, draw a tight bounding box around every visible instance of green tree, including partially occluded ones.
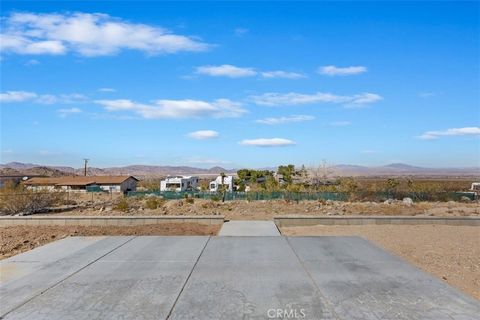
[277,164,296,184]
[337,177,358,193]
[385,178,400,193]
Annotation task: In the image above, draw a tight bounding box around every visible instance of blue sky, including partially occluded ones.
[1,1,479,168]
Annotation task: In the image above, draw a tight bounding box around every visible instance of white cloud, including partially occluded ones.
[418,127,480,140]
[0,12,210,56]
[0,91,37,103]
[58,107,82,117]
[98,88,116,92]
[0,91,87,104]
[318,65,367,76]
[234,28,249,36]
[187,130,219,140]
[418,92,436,98]
[256,115,315,125]
[330,121,351,126]
[185,157,232,165]
[25,59,40,65]
[95,98,246,119]
[250,91,382,107]
[195,64,256,78]
[38,150,62,156]
[261,71,305,79]
[195,65,305,80]
[239,138,296,147]
[345,93,383,107]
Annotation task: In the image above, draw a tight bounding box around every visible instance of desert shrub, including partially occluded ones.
[144,196,164,209]
[115,198,129,212]
[183,193,195,204]
[337,177,358,193]
[385,178,400,193]
[0,183,66,215]
[210,194,221,202]
[285,183,304,193]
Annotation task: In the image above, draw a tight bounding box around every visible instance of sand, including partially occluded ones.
[0,223,220,260]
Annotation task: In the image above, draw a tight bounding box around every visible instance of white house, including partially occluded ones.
[24,176,138,193]
[160,176,199,192]
[471,182,480,194]
[209,175,234,192]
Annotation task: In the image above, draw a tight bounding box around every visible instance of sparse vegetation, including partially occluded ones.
[144,196,164,209]
[114,197,129,212]
[0,182,66,216]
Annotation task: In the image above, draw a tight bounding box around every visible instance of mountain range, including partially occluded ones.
[0,162,478,178]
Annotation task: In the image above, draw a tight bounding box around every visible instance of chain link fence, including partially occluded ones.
[127,190,476,202]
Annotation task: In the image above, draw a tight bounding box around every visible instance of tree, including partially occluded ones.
[220,172,227,202]
[277,164,296,184]
[337,177,358,193]
[307,161,335,188]
[385,178,400,193]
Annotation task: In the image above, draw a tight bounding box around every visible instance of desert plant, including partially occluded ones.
[210,194,221,202]
[337,177,359,193]
[115,198,129,212]
[385,178,400,193]
[144,196,164,209]
[0,182,66,215]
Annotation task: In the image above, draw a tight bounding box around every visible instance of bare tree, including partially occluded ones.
[307,160,336,187]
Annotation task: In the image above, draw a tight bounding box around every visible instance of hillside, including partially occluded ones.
[1,162,479,178]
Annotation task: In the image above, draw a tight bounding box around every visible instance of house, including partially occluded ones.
[160,176,198,192]
[0,175,30,188]
[23,176,138,193]
[471,182,480,195]
[209,175,234,192]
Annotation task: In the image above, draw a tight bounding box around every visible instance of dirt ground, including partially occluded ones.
[281,224,480,301]
[45,199,480,220]
[0,223,220,260]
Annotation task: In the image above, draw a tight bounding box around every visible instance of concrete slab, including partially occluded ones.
[2,236,479,320]
[287,236,480,319]
[1,237,108,284]
[0,236,134,317]
[169,237,335,320]
[3,237,209,320]
[218,220,280,236]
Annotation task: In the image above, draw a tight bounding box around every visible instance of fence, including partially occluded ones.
[127,191,477,202]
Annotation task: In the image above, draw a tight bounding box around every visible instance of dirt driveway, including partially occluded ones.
[0,223,220,260]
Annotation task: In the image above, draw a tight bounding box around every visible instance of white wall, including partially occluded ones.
[160,176,198,192]
[209,175,234,192]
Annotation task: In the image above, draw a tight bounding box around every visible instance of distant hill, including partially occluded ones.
[0,162,236,178]
[332,164,479,177]
[0,166,71,177]
[1,162,478,178]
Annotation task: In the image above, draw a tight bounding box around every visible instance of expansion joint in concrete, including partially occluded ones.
[0,236,136,318]
[165,236,212,320]
[285,237,340,320]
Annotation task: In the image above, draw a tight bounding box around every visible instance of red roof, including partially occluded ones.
[24,176,138,186]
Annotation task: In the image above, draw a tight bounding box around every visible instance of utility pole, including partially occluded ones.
[83,159,89,176]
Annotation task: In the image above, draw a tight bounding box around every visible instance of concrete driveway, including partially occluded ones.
[1,236,479,319]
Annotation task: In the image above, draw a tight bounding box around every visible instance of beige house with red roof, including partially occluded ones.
[24,176,138,193]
